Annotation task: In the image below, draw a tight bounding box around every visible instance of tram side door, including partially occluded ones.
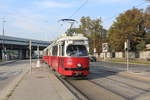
[58,44,64,73]
[52,45,59,70]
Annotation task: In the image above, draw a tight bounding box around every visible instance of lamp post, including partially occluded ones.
[29,40,32,73]
[36,45,40,67]
[125,39,130,72]
[2,18,6,61]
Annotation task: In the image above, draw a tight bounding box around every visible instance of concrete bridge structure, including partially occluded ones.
[0,35,50,60]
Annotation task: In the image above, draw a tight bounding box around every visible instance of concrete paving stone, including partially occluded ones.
[8,67,76,100]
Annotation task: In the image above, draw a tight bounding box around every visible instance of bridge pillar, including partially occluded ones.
[18,50,22,59]
[18,49,28,59]
[26,50,29,59]
[22,49,27,59]
[1,49,7,61]
[0,49,2,60]
[26,50,34,59]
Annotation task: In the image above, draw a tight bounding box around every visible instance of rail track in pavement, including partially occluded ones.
[47,64,150,100]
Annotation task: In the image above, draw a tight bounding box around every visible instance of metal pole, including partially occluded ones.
[29,40,32,73]
[127,49,129,71]
[104,52,106,61]
[126,40,129,72]
[2,18,6,61]
[37,45,39,59]
[36,45,40,67]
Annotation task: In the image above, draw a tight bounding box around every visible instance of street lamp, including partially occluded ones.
[2,18,6,61]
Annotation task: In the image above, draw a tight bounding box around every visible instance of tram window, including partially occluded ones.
[62,46,64,56]
[59,45,61,56]
[52,46,58,56]
[48,49,50,56]
[62,42,65,56]
[66,45,88,57]
[46,50,48,56]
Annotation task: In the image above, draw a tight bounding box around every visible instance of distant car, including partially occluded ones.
[89,55,97,62]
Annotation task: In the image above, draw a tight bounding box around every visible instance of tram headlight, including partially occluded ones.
[77,63,82,68]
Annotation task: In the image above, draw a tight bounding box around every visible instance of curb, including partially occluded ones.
[48,72,77,100]
[0,67,29,100]
[0,60,17,66]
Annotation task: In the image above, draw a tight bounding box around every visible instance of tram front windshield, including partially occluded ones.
[66,45,88,57]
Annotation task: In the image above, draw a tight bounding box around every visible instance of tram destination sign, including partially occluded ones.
[73,40,84,44]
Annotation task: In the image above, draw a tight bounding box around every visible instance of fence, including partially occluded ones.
[99,51,150,60]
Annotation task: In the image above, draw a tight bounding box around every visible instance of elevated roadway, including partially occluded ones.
[0,35,50,60]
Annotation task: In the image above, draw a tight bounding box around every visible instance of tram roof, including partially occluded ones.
[43,33,88,50]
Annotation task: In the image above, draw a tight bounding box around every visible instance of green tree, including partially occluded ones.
[136,39,146,50]
[144,7,150,45]
[65,16,107,54]
[108,8,145,51]
[144,7,150,32]
[66,28,81,34]
[79,16,106,54]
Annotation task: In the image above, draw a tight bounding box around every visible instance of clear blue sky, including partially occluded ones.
[0,0,149,41]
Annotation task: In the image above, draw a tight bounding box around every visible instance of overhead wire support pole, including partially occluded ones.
[127,40,129,72]
[2,17,6,61]
[36,45,40,67]
[29,40,32,73]
[125,39,129,72]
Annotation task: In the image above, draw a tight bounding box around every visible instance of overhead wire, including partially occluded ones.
[56,0,88,34]
[68,0,88,19]
[103,1,147,23]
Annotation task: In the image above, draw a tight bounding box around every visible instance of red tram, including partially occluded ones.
[42,33,90,77]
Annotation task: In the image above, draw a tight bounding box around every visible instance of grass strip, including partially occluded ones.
[98,58,150,65]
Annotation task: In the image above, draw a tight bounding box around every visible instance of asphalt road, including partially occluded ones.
[0,60,29,92]
[90,61,150,72]
[66,61,150,100]
[1,60,149,100]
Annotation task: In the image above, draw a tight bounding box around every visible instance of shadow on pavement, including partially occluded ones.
[87,64,122,80]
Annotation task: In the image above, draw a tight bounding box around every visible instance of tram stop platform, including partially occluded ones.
[8,65,76,100]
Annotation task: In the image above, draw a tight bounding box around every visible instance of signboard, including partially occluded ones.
[94,48,96,53]
[102,43,108,53]
[124,40,130,50]
[146,44,150,50]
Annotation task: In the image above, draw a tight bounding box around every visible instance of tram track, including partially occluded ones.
[64,70,150,100]
[88,69,150,100]
[88,79,149,100]
[91,67,150,84]
[102,77,150,92]
[47,65,89,100]
[58,78,89,100]
[66,78,126,100]
[47,64,150,100]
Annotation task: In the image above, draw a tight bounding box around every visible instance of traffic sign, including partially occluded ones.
[124,40,130,50]
[94,48,96,53]
[102,43,108,53]
[146,44,150,50]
